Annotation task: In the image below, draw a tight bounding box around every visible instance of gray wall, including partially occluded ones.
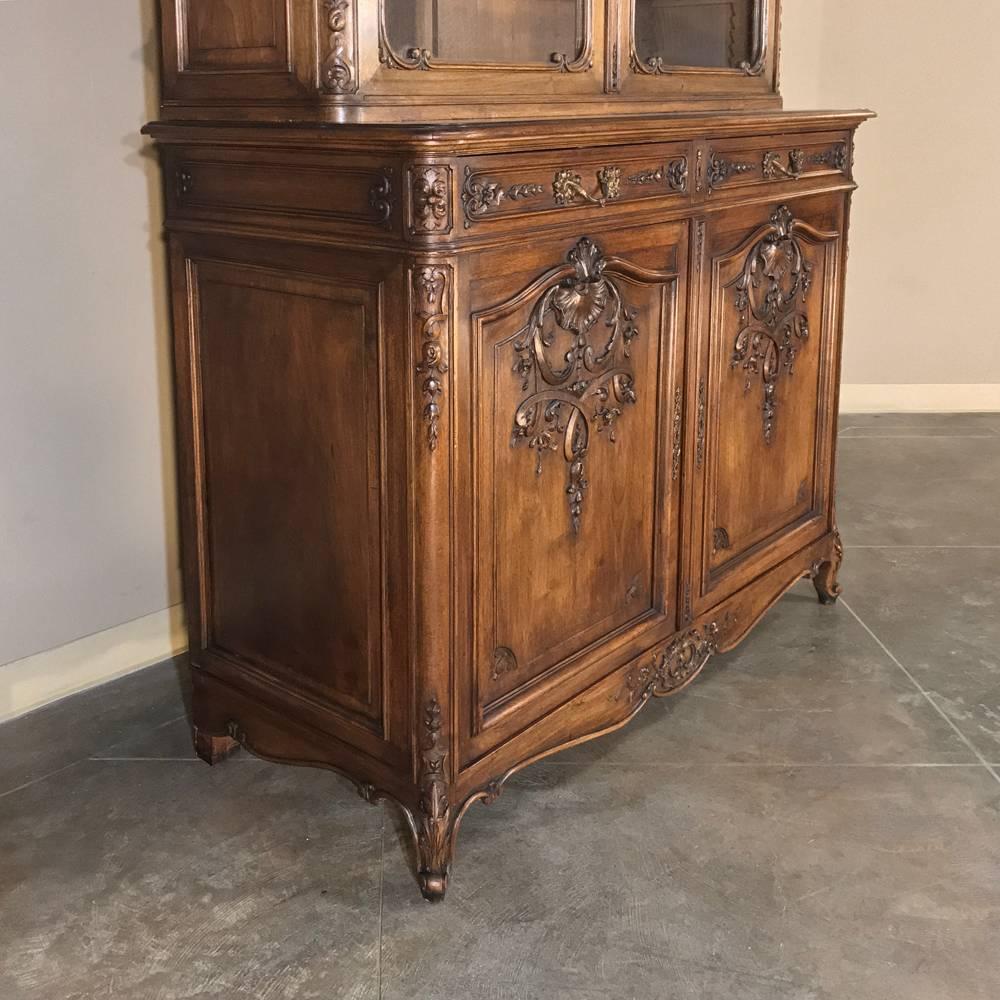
[783,0,1000,388]
[0,0,181,668]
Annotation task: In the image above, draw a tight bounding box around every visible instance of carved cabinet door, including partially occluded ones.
[457,222,688,761]
[688,194,846,617]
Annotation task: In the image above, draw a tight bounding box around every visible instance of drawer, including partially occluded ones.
[164,150,398,233]
[699,131,851,197]
[459,142,694,230]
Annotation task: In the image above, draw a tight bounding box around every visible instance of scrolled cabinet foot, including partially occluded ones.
[812,531,845,605]
[193,727,239,765]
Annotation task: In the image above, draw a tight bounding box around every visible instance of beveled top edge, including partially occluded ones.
[143,108,875,155]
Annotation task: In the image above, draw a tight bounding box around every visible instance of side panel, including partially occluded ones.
[162,0,315,101]
[170,234,410,760]
[690,192,845,615]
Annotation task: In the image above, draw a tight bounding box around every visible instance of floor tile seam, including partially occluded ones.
[377,806,385,1000]
[842,599,1000,788]
[93,713,191,758]
[535,760,987,769]
[839,434,998,440]
[0,758,88,802]
[844,545,1000,550]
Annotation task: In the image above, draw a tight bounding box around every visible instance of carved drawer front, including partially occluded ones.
[166,152,397,233]
[460,143,694,230]
[693,196,845,612]
[697,131,851,198]
[461,222,688,757]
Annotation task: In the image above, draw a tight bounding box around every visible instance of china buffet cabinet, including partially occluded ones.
[146,0,871,901]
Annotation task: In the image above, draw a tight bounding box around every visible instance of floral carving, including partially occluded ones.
[511,238,639,534]
[460,170,548,226]
[671,385,683,482]
[320,0,356,93]
[707,153,756,191]
[810,143,849,173]
[730,205,814,444]
[411,166,451,234]
[620,624,721,706]
[414,267,450,452]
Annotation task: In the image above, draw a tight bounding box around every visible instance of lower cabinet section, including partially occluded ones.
[159,122,859,903]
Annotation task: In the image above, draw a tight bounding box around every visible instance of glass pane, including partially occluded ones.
[634,0,755,70]
[383,0,584,66]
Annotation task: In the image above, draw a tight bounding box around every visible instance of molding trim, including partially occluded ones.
[0,605,188,723]
[840,384,1000,414]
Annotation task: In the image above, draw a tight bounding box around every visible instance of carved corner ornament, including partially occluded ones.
[511,237,639,534]
[410,165,452,235]
[730,205,814,444]
[491,646,518,682]
[413,266,451,453]
[320,0,357,94]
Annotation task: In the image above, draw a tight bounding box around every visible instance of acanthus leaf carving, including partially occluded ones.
[730,205,814,445]
[511,238,639,534]
[417,696,452,901]
[414,266,451,453]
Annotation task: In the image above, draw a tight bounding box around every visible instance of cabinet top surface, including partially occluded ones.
[145,108,875,153]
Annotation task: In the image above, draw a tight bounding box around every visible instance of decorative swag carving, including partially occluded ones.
[730,205,814,444]
[511,238,640,534]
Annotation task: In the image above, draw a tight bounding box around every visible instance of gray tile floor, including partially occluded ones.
[2,412,999,1000]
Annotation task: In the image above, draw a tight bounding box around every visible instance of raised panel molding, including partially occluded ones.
[180,0,291,73]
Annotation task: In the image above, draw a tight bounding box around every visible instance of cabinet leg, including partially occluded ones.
[415,809,455,903]
[193,727,239,765]
[813,531,845,605]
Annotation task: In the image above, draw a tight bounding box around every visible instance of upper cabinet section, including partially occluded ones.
[157,0,782,122]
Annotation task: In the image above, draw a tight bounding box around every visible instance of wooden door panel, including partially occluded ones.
[465,224,687,741]
[695,196,843,611]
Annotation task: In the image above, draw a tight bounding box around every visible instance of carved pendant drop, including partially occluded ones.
[730,205,814,444]
[510,238,639,533]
